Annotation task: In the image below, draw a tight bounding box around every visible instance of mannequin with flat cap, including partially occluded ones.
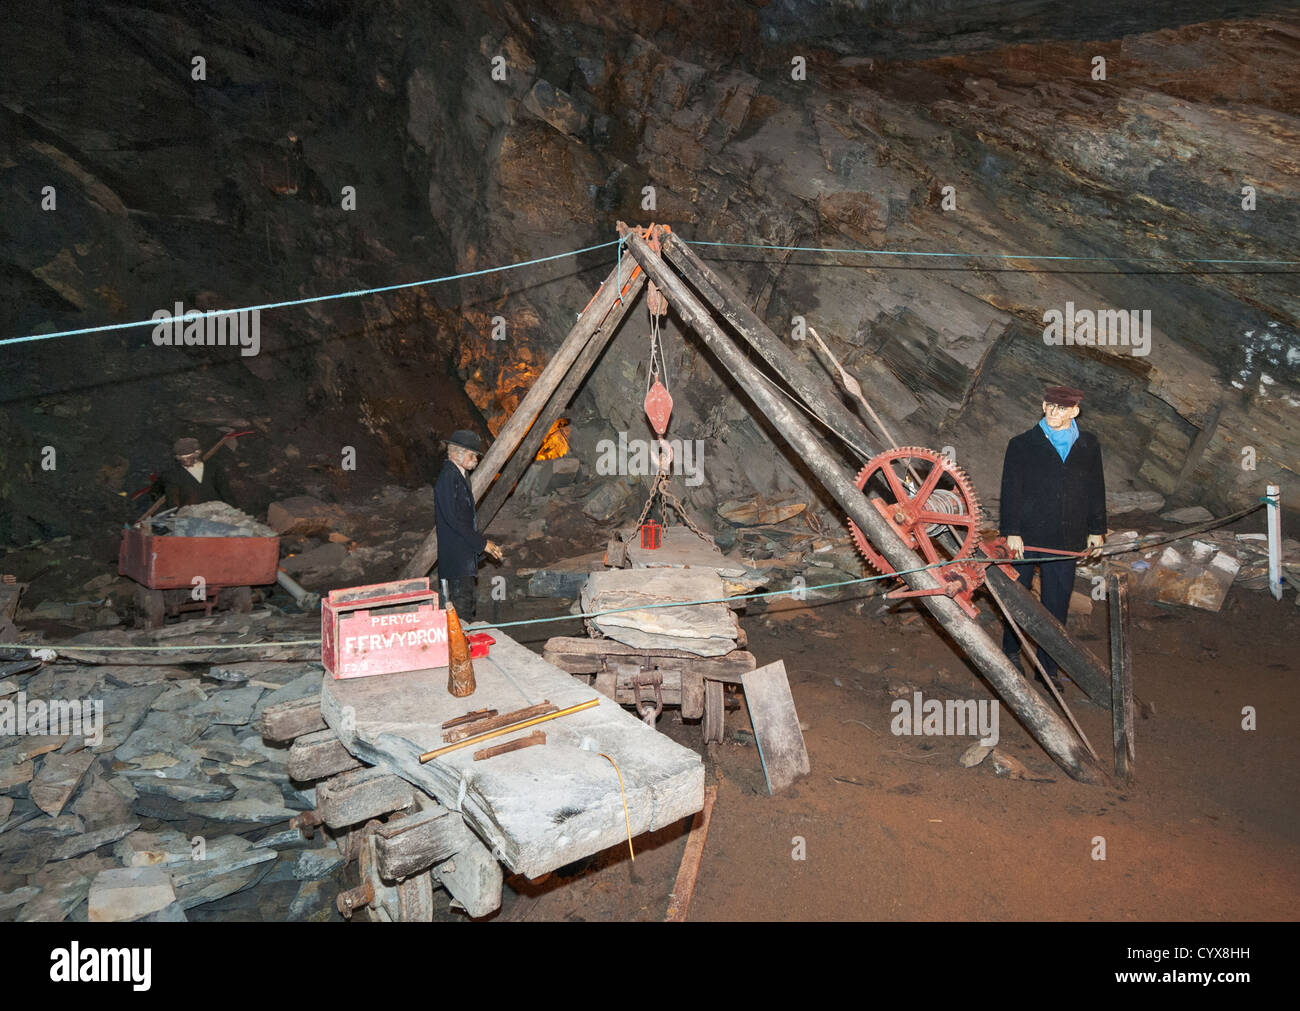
[434,429,503,620]
[998,386,1107,691]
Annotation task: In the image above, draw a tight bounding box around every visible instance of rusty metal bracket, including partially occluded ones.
[633,668,664,725]
[290,809,324,840]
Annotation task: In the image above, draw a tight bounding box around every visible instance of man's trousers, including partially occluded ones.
[1001,552,1078,679]
[438,573,477,622]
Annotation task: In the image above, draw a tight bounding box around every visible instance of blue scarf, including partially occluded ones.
[1039,418,1078,461]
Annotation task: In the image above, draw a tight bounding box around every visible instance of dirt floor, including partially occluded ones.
[497,580,1299,922]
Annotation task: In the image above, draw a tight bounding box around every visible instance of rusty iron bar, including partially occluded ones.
[624,227,1103,784]
[473,729,547,761]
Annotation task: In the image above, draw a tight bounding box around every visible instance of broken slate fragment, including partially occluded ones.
[959,742,993,767]
[50,821,140,861]
[29,751,96,817]
[0,885,40,912]
[292,846,344,881]
[170,848,277,909]
[191,740,268,766]
[89,866,177,922]
[115,829,195,867]
[191,685,264,726]
[18,813,86,837]
[130,777,236,803]
[114,710,203,762]
[0,758,34,789]
[288,878,336,922]
[186,797,297,825]
[16,872,92,923]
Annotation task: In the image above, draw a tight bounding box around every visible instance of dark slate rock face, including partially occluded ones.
[1,0,1296,561]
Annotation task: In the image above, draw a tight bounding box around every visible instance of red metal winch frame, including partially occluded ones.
[847,446,1018,618]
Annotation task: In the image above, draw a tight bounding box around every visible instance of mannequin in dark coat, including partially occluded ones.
[154,437,235,509]
[999,387,1107,686]
[434,431,502,619]
[159,459,233,509]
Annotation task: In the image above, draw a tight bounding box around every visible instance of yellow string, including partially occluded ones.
[599,753,635,861]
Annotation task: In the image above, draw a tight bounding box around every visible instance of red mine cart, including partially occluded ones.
[118,526,281,628]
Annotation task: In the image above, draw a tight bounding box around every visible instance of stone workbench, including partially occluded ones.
[319,628,704,879]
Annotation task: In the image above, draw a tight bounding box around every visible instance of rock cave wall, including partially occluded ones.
[2,0,1297,552]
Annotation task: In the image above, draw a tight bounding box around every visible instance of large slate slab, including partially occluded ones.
[320,628,704,881]
[581,568,740,656]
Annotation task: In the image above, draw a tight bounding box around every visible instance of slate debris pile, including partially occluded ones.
[1080,526,1300,612]
[0,611,348,923]
[151,502,277,539]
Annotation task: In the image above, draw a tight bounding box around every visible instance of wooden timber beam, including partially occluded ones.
[624,227,1104,784]
[666,230,1115,709]
[475,269,647,536]
[403,258,646,579]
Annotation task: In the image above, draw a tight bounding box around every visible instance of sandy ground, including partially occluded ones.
[497,583,1299,922]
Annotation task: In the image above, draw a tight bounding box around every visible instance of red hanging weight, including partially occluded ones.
[644,380,673,437]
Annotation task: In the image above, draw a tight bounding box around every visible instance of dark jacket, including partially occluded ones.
[157,459,233,509]
[999,424,1107,551]
[434,458,486,578]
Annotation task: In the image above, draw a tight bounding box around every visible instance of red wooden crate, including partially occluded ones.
[322,578,450,679]
[118,527,280,590]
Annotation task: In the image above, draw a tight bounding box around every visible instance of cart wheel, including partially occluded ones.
[703,679,725,744]
[134,586,166,629]
[396,870,436,922]
[229,586,253,613]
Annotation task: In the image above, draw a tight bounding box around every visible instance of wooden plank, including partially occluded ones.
[433,831,503,919]
[475,269,647,539]
[1109,573,1135,784]
[375,806,474,880]
[259,696,327,743]
[317,767,416,829]
[665,784,717,922]
[740,660,810,794]
[287,728,364,781]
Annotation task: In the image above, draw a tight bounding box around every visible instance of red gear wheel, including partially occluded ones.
[847,446,983,574]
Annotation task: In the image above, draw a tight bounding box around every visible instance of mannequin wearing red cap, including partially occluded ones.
[998,387,1107,691]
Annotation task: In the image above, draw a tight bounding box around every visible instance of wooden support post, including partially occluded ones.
[662,232,877,461]
[474,269,647,535]
[666,232,1117,710]
[624,228,1103,784]
[1109,572,1135,783]
[665,784,717,922]
[402,258,645,578]
[982,559,1114,709]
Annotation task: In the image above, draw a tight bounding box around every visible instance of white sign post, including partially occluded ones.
[1267,484,1282,601]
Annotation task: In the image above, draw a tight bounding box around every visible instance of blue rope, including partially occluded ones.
[3,239,622,346]
[685,239,1300,266]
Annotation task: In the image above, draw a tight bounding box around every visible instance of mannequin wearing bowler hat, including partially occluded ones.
[999,386,1107,691]
[434,430,503,620]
